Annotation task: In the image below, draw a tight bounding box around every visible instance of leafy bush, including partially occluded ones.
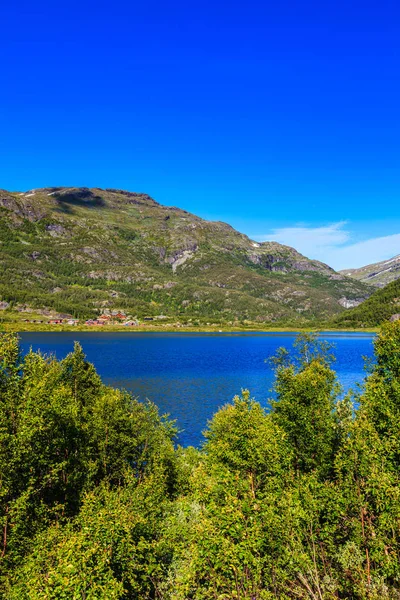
[2,325,400,598]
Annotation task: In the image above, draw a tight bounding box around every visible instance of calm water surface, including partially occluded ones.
[19,332,375,447]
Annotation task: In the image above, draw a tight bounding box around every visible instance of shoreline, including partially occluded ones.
[1,323,379,334]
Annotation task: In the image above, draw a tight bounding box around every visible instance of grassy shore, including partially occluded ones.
[0,309,379,333]
[0,321,379,334]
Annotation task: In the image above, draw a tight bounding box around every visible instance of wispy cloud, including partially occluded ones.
[254,222,400,271]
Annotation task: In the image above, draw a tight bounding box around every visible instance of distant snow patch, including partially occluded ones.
[381,256,400,266]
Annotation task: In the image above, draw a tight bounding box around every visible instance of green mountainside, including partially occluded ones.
[0,187,372,326]
[340,254,400,287]
[333,278,400,327]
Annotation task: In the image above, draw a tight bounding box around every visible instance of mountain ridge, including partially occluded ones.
[340,254,400,287]
[0,186,373,325]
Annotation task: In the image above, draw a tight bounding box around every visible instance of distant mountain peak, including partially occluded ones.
[340,254,400,287]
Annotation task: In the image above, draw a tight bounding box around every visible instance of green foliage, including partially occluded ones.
[9,471,173,600]
[270,333,341,477]
[204,390,290,483]
[358,320,400,463]
[0,335,177,593]
[334,278,400,327]
[3,326,400,598]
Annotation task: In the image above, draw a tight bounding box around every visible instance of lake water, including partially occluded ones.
[19,332,375,447]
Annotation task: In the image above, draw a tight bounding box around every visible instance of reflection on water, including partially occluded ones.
[19,331,375,447]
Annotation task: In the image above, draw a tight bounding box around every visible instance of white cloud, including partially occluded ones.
[254,222,400,271]
[330,233,400,270]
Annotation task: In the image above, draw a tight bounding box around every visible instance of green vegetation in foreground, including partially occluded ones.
[0,186,372,327]
[333,278,400,328]
[2,323,400,597]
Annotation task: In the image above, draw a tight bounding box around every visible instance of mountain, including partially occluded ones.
[340,255,400,287]
[333,278,400,328]
[0,187,372,325]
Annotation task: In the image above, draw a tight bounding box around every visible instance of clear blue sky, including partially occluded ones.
[1,0,399,269]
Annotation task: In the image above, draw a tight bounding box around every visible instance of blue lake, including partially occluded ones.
[19,332,375,447]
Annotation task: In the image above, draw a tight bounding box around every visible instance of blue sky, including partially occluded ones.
[1,0,399,270]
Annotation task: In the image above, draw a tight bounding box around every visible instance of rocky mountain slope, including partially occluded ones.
[0,187,372,325]
[333,278,400,328]
[340,255,400,288]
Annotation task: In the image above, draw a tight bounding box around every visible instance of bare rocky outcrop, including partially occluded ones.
[167,245,198,273]
[46,224,67,237]
[0,194,47,222]
[292,260,332,273]
[164,281,177,289]
[338,297,365,309]
[153,281,177,290]
[248,253,287,272]
[82,247,102,260]
[248,251,335,275]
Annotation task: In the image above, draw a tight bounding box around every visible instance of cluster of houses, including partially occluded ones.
[84,312,139,327]
[21,310,174,327]
[49,318,79,326]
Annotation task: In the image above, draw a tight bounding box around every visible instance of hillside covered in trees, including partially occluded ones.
[2,325,400,598]
[334,278,400,328]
